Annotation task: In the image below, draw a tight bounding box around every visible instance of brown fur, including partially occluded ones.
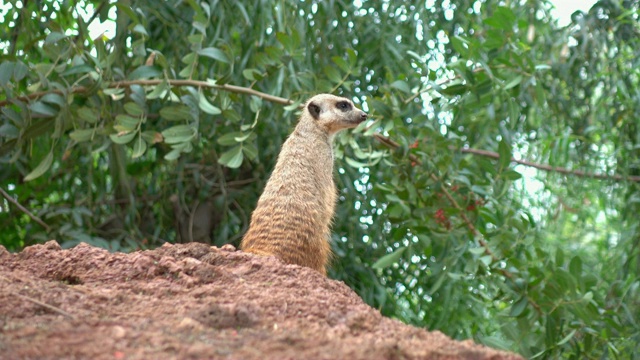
[240,94,368,275]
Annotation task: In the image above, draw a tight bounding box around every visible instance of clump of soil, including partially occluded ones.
[0,241,521,359]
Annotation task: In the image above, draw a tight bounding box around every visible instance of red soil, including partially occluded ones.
[0,241,521,360]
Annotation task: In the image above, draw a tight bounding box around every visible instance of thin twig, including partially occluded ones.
[12,292,76,319]
[228,199,249,244]
[404,66,488,104]
[0,187,51,232]
[84,1,107,28]
[373,134,640,183]
[458,147,640,182]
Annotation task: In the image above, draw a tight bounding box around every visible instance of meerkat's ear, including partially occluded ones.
[307,101,321,119]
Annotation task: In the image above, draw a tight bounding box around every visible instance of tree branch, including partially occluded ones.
[458,147,640,182]
[0,80,293,107]
[2,79,637,183]
[373,134,640,183]
[8,0,27,58]
[0,187,51,232]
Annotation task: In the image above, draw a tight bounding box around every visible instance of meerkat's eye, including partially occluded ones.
[336,101,351,111]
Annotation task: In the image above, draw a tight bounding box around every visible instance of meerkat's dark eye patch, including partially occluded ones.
[336,101,351,111]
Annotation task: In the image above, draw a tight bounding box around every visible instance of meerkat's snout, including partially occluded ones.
[349,109,367,128]
[359,110,368,123]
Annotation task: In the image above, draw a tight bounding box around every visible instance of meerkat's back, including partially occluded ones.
[240,94,367,275]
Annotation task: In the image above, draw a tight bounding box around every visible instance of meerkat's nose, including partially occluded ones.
[360,111,368,121]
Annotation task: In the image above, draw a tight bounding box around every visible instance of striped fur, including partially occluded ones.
[240,94,367,275]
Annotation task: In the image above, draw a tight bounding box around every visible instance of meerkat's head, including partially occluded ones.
[304,94,368,135]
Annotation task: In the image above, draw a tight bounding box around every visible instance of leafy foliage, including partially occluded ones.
[1,0,640,357]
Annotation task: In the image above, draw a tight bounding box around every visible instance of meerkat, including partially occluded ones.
[240,94,368,275]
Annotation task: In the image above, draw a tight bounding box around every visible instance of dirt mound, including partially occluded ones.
[0,241,521,360]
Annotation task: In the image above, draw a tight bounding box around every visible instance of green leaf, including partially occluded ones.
[249,95,263,113]
[439,84,468,96]
[0,123,19,138]
[188,34,204,45]
[502,169,522,180]
[13,61,28,81]
[484,7,515,30]
[77,107,99,124]
[115,114,141,130]
[115,4,140,24]
[390,80,411,94]
[218,145,244,168]
[132,24,148,36]
[198,47,229,63]
[535,64,552,71]
[276,32,294,50]
[323,66,342,84]
[344,156,369,168]
[451,36,470,57]
[124,102,144,116]
[372,247,406,269]
[369,98,393,119]
[332,56,350,73]
[147,80,169,100]
[40,93,66,107]
[479,255,492,267]
[103,88,126,100]
[557,329,577,346]
[60,64,94,76]
[164,148,182,161]
[242,68,263,81]
[24,151,54,181]
[45,32,67,44]
[131,136,147,158]
[181,52,196,65]
[283,100,302,112]
[69,128,95,142]
[385,193,404,204]
[192,21,207,36]
[478,336,511,351]
[234,132,252,142]
[554,269,577,291]
[347,48,357,68]
[569,256,582,278]
[0,61,14,86]
[179,63,194,78]
[498,139,511,171]
[472,185,491,197]
[161,125,196,144]
[556,248,565,266]
[30,102,58,117]
[242,143,258,160]
[217,131,245,146]
[160,105,192,121]
[110,131,136,144]
[503,75,523,90]
[127,66,161,80]
[141,130,162,144]
[509,296,528,317]
[198,93,222,115]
